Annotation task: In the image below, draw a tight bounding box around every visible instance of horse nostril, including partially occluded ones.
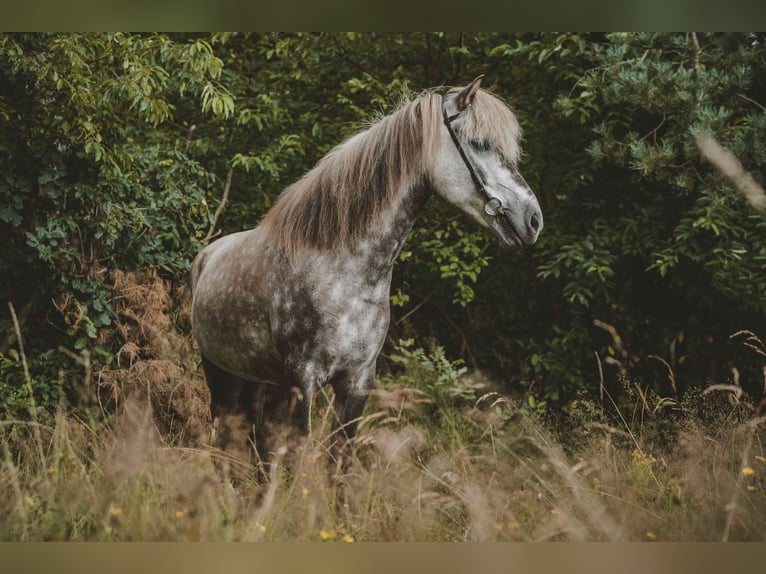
[530,212,541,232]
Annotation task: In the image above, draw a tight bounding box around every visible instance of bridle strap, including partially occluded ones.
[441,100,504,217]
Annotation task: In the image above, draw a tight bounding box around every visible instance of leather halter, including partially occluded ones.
[442,101,505,217]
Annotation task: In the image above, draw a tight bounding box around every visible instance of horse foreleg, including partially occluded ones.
[330,369,374,469]
[253,364,315,469]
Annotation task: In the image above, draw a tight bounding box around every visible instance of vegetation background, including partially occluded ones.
[1,32,765,541]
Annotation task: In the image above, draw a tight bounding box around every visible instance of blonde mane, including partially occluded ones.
[447,86,523,165]
[261,87,521,254]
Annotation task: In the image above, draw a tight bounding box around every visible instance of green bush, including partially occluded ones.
[2,32,765,414]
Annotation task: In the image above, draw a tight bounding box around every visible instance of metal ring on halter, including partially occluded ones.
[484,197,504,216]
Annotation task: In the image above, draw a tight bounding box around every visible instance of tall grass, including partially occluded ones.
[1,272,764,541]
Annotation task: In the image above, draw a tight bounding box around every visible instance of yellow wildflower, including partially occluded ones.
[175,510,185,518]
[320,529,336,541]
[24,496,35,507]
[645,532,656,540]
[756,455,766,463]
[302,488,309,500]
[109,506,123,517]
[342,534,354,543]
[258,524,267,533]
[747,485,756,492]
[742,467,755,476]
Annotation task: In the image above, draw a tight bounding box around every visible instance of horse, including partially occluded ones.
[190,76,543,467]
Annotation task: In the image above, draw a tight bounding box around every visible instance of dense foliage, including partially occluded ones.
[1,32,765,413]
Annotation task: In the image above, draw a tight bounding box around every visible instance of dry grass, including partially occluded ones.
[2,378,764,541]
[1,271,765,541]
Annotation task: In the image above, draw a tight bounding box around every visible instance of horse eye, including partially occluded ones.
[469,139,490,152]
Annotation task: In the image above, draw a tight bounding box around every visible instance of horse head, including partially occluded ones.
[431,76,543,249]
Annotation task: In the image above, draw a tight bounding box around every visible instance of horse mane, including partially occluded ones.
[261,90,442,255]
[261,86,521,255]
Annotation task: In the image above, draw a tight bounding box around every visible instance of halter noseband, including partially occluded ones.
[442,101,504,217]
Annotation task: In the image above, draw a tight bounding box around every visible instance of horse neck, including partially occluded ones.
[353,180,430,273]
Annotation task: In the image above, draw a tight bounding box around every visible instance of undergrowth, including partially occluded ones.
[1,271,765,541]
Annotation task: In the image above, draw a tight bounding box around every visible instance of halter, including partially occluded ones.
[442,101,505,217]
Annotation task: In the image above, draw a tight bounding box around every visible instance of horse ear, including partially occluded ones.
[456,75,485,110]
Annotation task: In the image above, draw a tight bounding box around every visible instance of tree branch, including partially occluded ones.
[204,167,234,244]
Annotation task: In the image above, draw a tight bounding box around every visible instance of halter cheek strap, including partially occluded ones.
[442,102,504,217]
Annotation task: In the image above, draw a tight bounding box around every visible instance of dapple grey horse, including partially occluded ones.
[190,76,543,465]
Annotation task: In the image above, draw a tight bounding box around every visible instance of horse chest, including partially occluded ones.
[270,262,391,374]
